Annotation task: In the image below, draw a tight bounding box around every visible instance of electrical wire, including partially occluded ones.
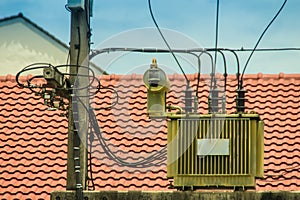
[84,2,92,42]
[205,51,215,91]
[206,49,228,90]
[71,20,91,197]
[90,47,212,111]
[234,47,300,52]
[207,48,241,89]
[196,55,201,99]
[89,45,299,111]
[76,26,81,69]
[213,0,220,88]
[92,86,119,110]
[90,44,300,90]
[223,49,240,89]
[148,0,189,84]
[88,123,95,190]
[240,0,288,85]
[91,113,167,167]
[65,4,71,12]
[75,96,167,168]
[56,64,97,92]
[66,49,71,73]
[91,47,300,58]
[203,48,227,113]
[16,62,118,112]
[91,48,211,98]
[16,63,68,97]
[195,51,214,95]
[72,26,83,197]
[16,63,53,88]
[19,64,99,94]
[16,52,117,188]
[217,50,227,92]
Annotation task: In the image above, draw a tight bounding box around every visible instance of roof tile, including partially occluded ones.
[0,73,300,198]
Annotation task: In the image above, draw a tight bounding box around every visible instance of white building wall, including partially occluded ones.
[0,18,68,75]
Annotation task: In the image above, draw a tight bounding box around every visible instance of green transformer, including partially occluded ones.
[167,114,264,190]
[143,59,264,190]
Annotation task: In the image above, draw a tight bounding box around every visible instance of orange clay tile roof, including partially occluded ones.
[0,73,300,199]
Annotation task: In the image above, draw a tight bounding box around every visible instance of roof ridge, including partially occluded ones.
[99,73,300,81]
[0,12,22,22]
[0,13,68,49]
[1,73,300,82]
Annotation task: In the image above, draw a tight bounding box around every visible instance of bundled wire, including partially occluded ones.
[16,63,100,95]
[90,109,167,168]
[92,86,119,110]
[16,63,53,89]
[16,63,120,112]
[74,96,167,168]
[207,48,240,92]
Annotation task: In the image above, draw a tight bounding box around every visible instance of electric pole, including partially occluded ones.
[66,0,91,192]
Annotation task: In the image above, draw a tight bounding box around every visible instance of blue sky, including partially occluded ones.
[0,0,299,74]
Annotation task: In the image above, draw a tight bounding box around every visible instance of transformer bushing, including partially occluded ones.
[209,88,221,113]
[184,86,193,113]
[236,88,247,113]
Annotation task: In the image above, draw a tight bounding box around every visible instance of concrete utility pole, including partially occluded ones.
[67,0,91,191]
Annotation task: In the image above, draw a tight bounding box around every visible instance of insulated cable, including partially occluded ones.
[207,48,240,89]
[148,0,189,84]
[76,96,167,168]
[213,0,220,88]
[87,123,95,190]
[241,0,288,86]
[217,50,227,92]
